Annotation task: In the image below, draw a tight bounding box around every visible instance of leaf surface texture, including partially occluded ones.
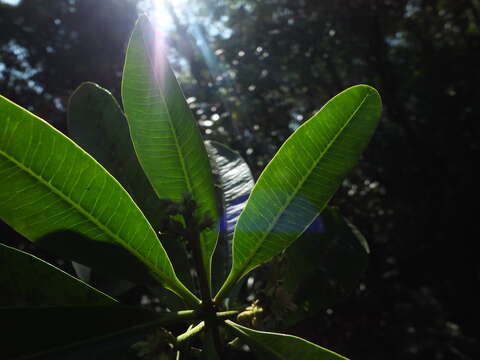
[218,85,381,298]
[206,141,254,291]
[122,16,219,288]
[0,95,197,303]
[68,82,193,288]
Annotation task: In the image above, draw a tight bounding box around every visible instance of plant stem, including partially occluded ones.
[153,310,198,324]
[183,205,223,355]
[181,198,212,303]
[189,228,212,304]
[203,325,221,360]
[177,322,205,344]
[216,310,239,319]
[177,310,239,354]
[190,229,223,354]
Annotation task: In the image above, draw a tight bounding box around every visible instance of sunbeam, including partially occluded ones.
[148,0,187,31]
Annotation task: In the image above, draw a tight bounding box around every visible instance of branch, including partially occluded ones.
[177,322,205,344]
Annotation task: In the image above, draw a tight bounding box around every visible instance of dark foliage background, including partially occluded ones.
[1,0,479,358]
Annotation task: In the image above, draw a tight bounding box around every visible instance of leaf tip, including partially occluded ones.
[355,84,382,106]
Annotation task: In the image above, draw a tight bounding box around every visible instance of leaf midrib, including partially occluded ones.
[234,93,371,277]
[0,143,171,285]
[139,24,216,287]
[139,27,194,197]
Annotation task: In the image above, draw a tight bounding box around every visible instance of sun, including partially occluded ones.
[148,0,188,31]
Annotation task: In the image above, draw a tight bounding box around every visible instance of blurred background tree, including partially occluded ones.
[1,0,478,359]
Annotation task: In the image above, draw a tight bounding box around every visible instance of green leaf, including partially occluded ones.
[216,85,381,300]
[205,141,254,293]
[1,305,180,359]
[0,242,115,306]
[0,95,198,305]
[225,320,348,360]
[268,208,369,328]
[67,82,194,289]
[122,15,219,289]
[67,82,162,226]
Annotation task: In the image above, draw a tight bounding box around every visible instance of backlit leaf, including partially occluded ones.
[68,82,193,289]
[217,85,381,299]
[122,16,219,289]
[225,320,348,360]
[0,95,198,305]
